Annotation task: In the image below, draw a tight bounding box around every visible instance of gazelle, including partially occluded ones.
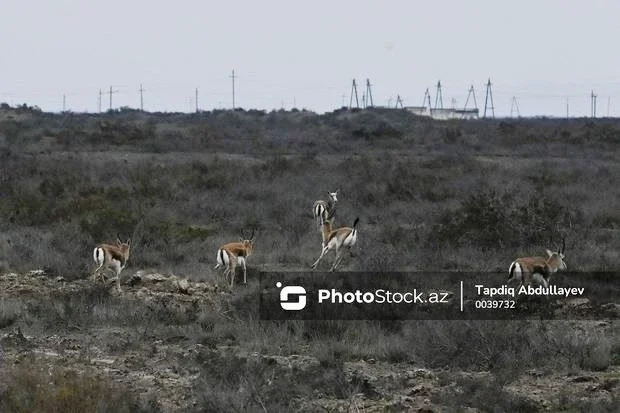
[313,190,338,227]
[93,236,131,292]
[507,238,567,288]
[214,230,255,288]
[311,216,359,271]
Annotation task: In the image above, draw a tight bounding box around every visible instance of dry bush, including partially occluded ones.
[436,374,540,413]
[0,358,156,413]
[194,350,353,412]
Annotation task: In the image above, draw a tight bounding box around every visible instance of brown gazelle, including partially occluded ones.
[311,216,359,271]
[313,190,338,228]
[93,236,131,292]
[214,230,255,288]
[508,238,567,288]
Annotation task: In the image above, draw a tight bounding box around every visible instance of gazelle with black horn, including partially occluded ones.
[311,215,359,271]
[214,229,256,288]
[93,235,131,292]
[313,190,338,227]
[507,237,567,288]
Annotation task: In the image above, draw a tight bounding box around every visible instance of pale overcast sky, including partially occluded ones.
[1,0,619,117]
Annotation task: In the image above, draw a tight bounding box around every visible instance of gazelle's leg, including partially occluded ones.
[333,251,346,271]
[92,261,105,281]
[229,259,237,288]
[96,266,110,283]
[330,246,341,272]
[112,261,122,292]
[221,266,229,287]
[330,248,344,272]
[312,246,330,269]
[116,271,122,292]
[240,258,247,284]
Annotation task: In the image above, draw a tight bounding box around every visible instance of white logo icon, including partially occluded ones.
[277,282,307,311]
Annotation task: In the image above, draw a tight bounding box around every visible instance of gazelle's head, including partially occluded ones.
[239,229,256,255]
[116,235,131,257]
[328,190,339,203]
[545,237,567,271]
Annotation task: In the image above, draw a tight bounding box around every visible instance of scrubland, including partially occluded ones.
[0,104,618,412]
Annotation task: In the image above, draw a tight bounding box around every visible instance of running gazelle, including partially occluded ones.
[508,237,567,288]
[311,214,359,271]
[93,235,131,292]
[313,190,338,227]
[214,229,256,288]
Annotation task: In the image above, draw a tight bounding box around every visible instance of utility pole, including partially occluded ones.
[510,96,520,118]
[591,90,597,118]
[464,85,478,110]
[395,94,404,109]
[231,69,236,110]
[434,80,443,109]
[107,86,118,111]
[423,88,432,112]
[349,79,359,109]
[98,89,102,113]
[139,84,145,111]
[195,88,199,113]
[566,97,569,119]
[483,78,495,119]
[62,94,66,112]
[362,93,366,108]
[365,79,374,108]
[607,96,611,117]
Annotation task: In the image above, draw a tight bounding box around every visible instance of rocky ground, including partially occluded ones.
[1,271,618,412]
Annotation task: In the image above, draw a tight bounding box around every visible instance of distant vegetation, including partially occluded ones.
[1,104,618,278]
